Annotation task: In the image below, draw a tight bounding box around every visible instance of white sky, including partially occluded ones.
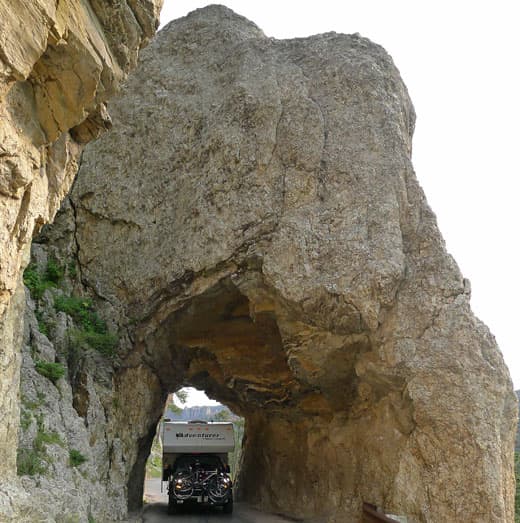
[181,387,221,408]
[160,1,520,390]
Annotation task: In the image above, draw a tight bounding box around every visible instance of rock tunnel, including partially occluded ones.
[40,6,512,522]
[121,271,377,517]
[5,4,516,523]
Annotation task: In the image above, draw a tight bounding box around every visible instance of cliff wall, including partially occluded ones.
[0,1,162,518]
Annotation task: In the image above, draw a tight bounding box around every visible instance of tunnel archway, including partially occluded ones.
[119,272,375,518]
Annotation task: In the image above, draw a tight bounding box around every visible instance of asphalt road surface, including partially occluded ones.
[142,479,297,523]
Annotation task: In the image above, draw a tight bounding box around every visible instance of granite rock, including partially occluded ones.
[64,6,516,522]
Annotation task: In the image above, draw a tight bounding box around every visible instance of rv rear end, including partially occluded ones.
[161,420,235,515]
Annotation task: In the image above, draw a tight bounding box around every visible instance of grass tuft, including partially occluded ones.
[69,449,88,468]
[17,415,62,476]
[35,361,65,384]
[17,447,48,476]
[55,295,118,357]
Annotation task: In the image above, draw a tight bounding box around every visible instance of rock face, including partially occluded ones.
[0,0,162,518]
[16,259,129,521]
[60,6,517,522]
[18,5,517,523]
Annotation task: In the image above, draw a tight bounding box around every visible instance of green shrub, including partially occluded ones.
[23,258,65,300]
[55,295,93,323]
[35,361,65,384]
[69,449,88,468]
[23,264,53,300]
[56,295,118,357]
[45,258,64,284]
[23,263,40,293]
[54,296,107,333]
[70,329,118,357]
[17,447,48,476]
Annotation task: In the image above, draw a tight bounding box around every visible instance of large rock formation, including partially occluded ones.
[45,5,515,522]
[0,0,162,519]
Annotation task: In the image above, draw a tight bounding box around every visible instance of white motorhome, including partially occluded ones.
[162,420,235,515]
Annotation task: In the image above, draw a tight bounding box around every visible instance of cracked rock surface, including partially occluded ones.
[28,5,517,523]
[0,0,162,519]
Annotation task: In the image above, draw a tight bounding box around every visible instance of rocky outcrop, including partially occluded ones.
[0,0,162,519]
[0,0,162,314]
[16,252,126,521]
[48,5,515,522]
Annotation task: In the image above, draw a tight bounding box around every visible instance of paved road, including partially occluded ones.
[141,479,296,523]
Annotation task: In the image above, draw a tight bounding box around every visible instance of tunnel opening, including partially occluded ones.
[129,382,248,513]
[143,387,245,489]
